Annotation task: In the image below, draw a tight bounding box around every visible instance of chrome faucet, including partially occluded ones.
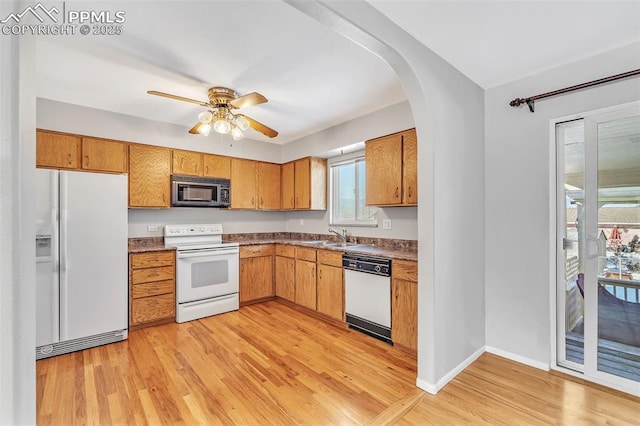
[328,227,348,243]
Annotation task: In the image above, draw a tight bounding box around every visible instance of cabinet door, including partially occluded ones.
[240,256,274,303]
[172,150,203,176]
[203,154,231,178]
[294,158,310,209]
[129,144,171,208]
[82,137,128,173]
[36,131,81,169]
[231,158,257,209]
[392,278,417,350]
[257,162,281,210]
[281,161,295,210]
[365,133,403,205]
[317,264,343,321]
[295,259,316,310]
[275,256,295,302]
[402,129,418,205]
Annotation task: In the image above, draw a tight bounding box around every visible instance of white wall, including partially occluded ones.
[0,1,37,421]
[485,42,640,366]
[290,0,486,391]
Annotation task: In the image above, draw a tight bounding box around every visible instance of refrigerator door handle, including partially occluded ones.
[59,172,69,340]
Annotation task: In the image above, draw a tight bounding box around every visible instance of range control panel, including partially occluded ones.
[164,224,223,236]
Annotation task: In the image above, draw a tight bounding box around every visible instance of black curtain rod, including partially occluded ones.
[509,69,640,112]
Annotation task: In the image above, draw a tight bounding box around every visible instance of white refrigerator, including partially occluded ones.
[35,169,128,359]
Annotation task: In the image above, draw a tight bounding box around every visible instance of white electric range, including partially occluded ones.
[164,224,239,323]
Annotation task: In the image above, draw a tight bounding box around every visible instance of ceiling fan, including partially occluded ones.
[147,86,278,140]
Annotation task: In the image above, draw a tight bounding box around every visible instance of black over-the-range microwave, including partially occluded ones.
[170,175,231,207]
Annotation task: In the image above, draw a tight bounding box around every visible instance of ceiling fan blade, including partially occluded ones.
[229,92,268,109]
[242,115,278,138]
[147,90,211,107]
[188,122,203,134]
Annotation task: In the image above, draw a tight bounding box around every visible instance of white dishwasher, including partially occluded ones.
[343,253,392,344]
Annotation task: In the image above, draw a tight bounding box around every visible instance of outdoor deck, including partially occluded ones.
[566,331,640,382]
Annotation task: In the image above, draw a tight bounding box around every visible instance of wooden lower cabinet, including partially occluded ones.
[275,244,295,302]
[391,260,418,351]
[129,250,176,330]
[295,259,316,310]
[317,264,343,321]
[316,249,344,321]
[239,245,274,304]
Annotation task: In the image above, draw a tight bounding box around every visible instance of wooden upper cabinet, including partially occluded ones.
[365,128,417,206]
[36,130,127,173]
[365,133,403,205]
[257,162,281,210]
[230,158,257,209]
[36,131,81,169]
[281,161,295,210]
[81,137,127,173]
[401,129,418,205]
[294,157,327,210]
[203,154,231,179]
[128,144,171,208]
[172,150,203,176]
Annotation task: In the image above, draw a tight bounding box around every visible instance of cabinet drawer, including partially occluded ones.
[131,279,174,299]
[392,260,417,282]
[131,251,174,268]
[240,244,274,258]
[132,266,174,284]
[275,244,296,258]
[296,247,316,262]
[131,293,175,324]
[317,249,343,267]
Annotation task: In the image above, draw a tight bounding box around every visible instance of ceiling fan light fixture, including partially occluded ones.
[231,125,244,141]
[213,119,231,134]
[198,123,211,136]
[198,110,213,124]
[235,115,250,131]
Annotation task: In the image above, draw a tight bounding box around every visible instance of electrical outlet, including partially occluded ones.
[299,219,304,226]
[382,219,392,230]
[147,225,159,232]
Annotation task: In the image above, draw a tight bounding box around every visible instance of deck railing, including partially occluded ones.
[599,276,640,303]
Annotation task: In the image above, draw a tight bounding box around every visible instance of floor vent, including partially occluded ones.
[36,329,128,360]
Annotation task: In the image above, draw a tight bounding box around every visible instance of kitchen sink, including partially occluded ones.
[322,241,361,248]
[297,240,327,245]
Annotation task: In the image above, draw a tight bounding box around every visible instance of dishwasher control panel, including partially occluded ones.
[342,253,391,276]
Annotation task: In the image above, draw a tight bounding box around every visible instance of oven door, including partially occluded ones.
[176,247,239,304]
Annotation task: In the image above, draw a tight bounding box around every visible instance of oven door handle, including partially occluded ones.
[177,248,239,258]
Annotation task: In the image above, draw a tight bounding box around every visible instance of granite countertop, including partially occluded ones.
[232,238,417,262]
[128,234,417,262]
[128,237,176,253]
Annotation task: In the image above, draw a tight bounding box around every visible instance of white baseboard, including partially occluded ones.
[415,346,485,394]
[485,346,550,371]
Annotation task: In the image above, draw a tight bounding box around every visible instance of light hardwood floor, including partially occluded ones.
[37,301,639,425]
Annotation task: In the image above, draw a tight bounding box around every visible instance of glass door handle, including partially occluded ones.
[562,238,577,250]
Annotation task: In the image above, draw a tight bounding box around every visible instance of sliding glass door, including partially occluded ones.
[557,102,640,393]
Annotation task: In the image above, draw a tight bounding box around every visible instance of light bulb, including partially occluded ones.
[235,115,250,131]
[231,126,244,141]
[198,110,213,124]
[213,118,231,134]
[198,123,211,136]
